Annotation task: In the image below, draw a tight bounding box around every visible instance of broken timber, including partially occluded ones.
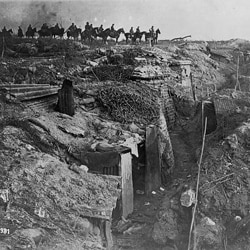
[0,84,60,110]
[171,35,191,42]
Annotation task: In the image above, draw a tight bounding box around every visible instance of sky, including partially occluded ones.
[0,0,250,41]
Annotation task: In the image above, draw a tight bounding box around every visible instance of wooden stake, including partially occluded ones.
[1,35,5,58]
[235,54,241,91]
[187,117,207,250]
[190,73,196,102]
[104,220,113,250]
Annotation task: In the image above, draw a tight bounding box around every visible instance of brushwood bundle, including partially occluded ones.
[92,65,133,82]
[97,82,160,124]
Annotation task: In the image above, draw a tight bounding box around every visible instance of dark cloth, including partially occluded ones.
[80,151,120,173]
[56,79,75,116]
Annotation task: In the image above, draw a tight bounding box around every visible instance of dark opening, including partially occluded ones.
[132,142,146,192]
[203,101,217,134]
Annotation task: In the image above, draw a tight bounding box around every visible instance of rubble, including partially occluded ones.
[152,206,179,244]
[0,122,121,249]
[1,35,250,250]
[194,217,224,248]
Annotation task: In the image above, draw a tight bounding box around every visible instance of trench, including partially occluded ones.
[111,99,219,250]
[0,30,245,250]
[108,116,193,249]
[111,130,195,249]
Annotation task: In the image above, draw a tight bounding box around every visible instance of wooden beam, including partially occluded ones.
[171,35,191,42]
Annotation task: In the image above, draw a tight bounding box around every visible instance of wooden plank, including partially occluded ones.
[76,205,113,220]
[145,125,161,196]
[119,152,133,218]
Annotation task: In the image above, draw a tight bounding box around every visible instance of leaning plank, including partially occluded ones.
[104,220,113,250]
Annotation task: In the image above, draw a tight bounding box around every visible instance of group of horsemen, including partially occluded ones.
[70,22,157,37]
[3,21,158,42]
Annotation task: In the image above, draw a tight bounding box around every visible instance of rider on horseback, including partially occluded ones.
[27,24,32,32]
[55,23,60,29]
[68,23,76,32]
[41,23,49,30]
[85,22,90,31]
[136,26,140,33]
[18,26,24,38]
[130,27,134,35]
[98,24,104,33]
[2,26,7,33]
[150,26,154,36]
[111,24,115,31]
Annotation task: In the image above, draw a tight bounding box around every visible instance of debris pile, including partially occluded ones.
[0,36,245,249]
[188,91,250,248]
[92,65,133,82]
[0,120,121,249]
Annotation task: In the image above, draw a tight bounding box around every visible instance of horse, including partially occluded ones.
[38,28,52,38]
[124,32,132,44]
[90,27,107,41]
[98,28,125,44]
[5,29,13,37]
[18,28,24,38]
[108,28,125,44]
[0,29,13,39]
[93,28,108,44]
[144,29,161,45]
[67,28,81,40]
[25,28,36,38]
[81,28,97,43]
[50,26,64,38]
[144,31,153,43]
[132,31,146,43]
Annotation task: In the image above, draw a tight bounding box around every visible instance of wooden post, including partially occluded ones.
[201,101,204,137]
[145,125,161,196]
[235,53,241,91]
[104,220,113,250]
[57,79,75,116]
[190,73,196,101]
[1,36,5,58]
